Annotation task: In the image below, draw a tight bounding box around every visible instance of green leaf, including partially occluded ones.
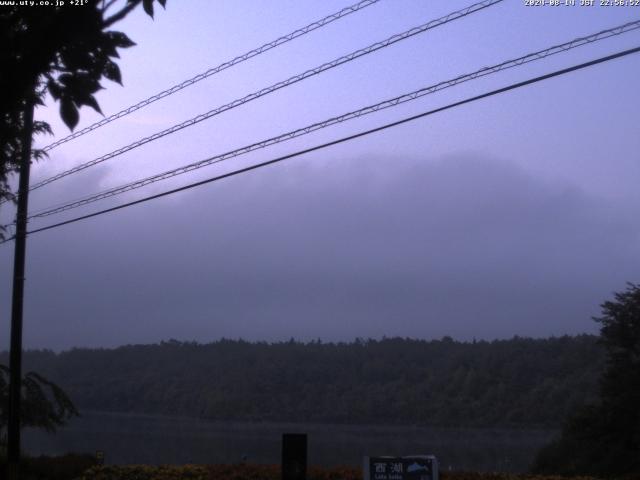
[103,59,122,85]
[59,72,103,97]
[142,0,154,18]
[69,92,103,115]
[101,38,120,59]
[60,98,79,131]
[32,149,50,162]
[58,73,74,87]
[60,46,95,72]
[81,94,103,115]
[106,31,136,49]
[33,121,53,136]
[47,80,62,100]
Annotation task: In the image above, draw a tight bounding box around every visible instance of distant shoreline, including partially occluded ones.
[68,409,561,433]
[24,411,556,471]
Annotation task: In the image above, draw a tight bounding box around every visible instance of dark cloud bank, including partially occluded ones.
[4,153,639,350]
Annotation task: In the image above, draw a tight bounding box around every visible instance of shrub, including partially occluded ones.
[0,453,96,480]
[74,464,209,480]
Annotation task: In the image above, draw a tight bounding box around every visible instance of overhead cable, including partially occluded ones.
[29,0,504,192]
[41,0,383,152]
[29,19,640,219]
[11,45,638,240]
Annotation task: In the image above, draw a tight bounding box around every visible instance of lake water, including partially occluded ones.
[23,411,557,473]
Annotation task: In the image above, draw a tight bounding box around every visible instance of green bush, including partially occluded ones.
[0,453,96,480]
[74,464,209,480]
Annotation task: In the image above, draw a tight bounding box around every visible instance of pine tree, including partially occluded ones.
[532,283,640,477]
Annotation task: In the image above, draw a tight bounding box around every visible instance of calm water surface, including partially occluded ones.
[23,411,556,472]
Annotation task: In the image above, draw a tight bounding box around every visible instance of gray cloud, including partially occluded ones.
[2,153,638,350]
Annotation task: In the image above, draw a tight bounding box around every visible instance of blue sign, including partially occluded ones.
[364,455,438,480]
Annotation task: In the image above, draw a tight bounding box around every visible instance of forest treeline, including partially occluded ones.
[0,335,603,428]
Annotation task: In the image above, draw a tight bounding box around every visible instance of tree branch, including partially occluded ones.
[103,1,140,28]
[101,0,120,15]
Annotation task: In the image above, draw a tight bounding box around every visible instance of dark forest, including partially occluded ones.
[1,335,602,428]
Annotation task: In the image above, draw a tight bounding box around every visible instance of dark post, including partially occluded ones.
[282,433,307,480]
[7,97,35,480]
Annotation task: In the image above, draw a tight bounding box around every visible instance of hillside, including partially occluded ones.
[2,335,603,427]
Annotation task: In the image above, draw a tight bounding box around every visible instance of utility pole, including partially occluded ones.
[7,95,35,480]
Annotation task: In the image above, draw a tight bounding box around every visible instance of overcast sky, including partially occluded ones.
[1,0,639,351]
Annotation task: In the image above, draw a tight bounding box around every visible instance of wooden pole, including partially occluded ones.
[7,96,35,480]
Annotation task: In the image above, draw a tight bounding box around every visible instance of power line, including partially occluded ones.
[0,234,16,244]
[29,19,640,219]
[29,0,503,192]
[41,0,383,152]
[14,45,639,240]
[0,222,15,241]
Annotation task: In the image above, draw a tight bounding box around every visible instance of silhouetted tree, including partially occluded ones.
[532,283,640,477]
[2,335,603,428]
[0,365,78,446]
[0,0,167,237]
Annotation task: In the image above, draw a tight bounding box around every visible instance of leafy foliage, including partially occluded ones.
[0,364,78,440]
[0,453,96,480]
[0,0,167,217]
[74,464,606,480]
[2,335,604,428]
[76,464,209,480]
[532,283,640,477]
